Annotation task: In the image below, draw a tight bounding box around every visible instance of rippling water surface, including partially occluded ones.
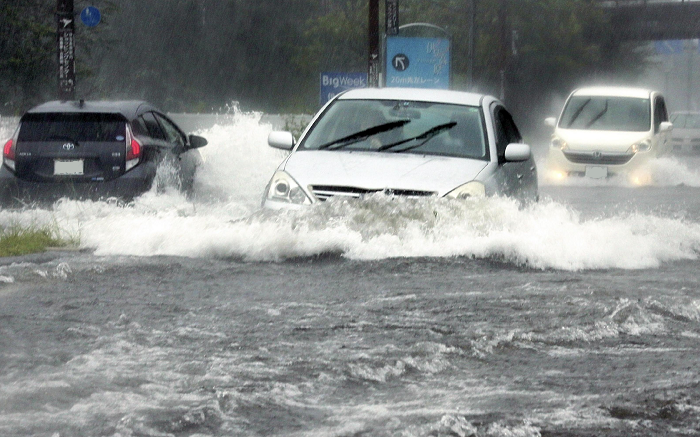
[1,111,700,436]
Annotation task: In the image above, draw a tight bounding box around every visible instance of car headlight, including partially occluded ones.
[265,170,312,205]
[551,137,568,151]
[445,181,486,199]
[629,139,651,153]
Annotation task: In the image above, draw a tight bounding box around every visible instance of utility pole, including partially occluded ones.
[368,0,380,87]
[467,0,476,90]
[57,0,76,101]
[498,0,508,101]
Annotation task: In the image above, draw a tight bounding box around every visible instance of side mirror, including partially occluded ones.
[544,117,557,128]
[504,143,531,162]
[188,134,208,149]
[268,131,295,150]
[659,121,673,133]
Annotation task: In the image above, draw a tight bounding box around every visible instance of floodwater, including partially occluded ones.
[1,110,700,436]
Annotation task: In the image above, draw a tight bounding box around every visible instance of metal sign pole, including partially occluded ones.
[57,0,76,101]
[368,0,380,87]
[386,0,399,36]
[468,0,475,90]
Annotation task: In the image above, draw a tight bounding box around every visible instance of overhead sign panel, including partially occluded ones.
[320,72,367,106]
[654,40,684,55]
[385,36,450,89]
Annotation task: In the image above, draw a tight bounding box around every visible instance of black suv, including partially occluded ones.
[1,100,207,205]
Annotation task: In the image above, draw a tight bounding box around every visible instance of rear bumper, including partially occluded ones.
[0,162,156,206]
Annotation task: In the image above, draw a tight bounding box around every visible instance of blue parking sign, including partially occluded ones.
[386,36,450,89]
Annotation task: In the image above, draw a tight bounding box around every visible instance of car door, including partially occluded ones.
[153,112,199,190]
[491,104,536,199]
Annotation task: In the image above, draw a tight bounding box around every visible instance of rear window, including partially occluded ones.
[18,113,126,142]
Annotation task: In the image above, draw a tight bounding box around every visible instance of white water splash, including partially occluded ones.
[2,112,700,270]
[539,155,700,187]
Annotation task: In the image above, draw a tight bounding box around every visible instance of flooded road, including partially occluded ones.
[1,112,700,436]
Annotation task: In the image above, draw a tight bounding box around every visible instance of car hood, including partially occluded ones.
[282,150,489,197]
[556,128,651,152]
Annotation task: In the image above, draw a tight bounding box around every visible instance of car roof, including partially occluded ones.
[337,87,488,106]
[571,86,655,99]
[25,100,159,120]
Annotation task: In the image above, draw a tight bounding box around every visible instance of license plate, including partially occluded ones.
[585,166,607,179]
[54,159,84,175]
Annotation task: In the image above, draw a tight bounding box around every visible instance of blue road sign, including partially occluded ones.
[80,6,101,27]
[320,72,367,106]
[386,36,450,89]
[655,40,684,55]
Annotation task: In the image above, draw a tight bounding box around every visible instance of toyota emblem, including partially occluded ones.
[62,143,75,151]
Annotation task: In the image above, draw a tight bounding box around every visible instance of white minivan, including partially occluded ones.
[545,86,672,182]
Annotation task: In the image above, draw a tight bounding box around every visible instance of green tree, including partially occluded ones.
[297,0,649,135]
[0,0,55,114]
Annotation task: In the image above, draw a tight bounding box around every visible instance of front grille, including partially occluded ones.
[310,185,436,201]
[563,150,634,166]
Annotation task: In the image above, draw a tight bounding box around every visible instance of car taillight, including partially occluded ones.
[127,138,141,160]
[3,139,15,171]
[125,128,141,171]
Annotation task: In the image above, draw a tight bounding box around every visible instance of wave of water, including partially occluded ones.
[538,154,700,187]
[2,112,700,270]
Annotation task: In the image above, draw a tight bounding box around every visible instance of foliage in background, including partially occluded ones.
[0,0,55,114]
[0,0,649,135]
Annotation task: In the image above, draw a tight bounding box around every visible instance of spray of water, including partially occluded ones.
[1,111,700,270]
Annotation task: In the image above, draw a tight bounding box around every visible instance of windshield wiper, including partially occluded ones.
[316,119,411,150]
[376,122,456,153]
[585,100,608,128]
[566,98,591,128]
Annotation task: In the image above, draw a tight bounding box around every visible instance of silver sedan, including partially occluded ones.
[263,87,537,209]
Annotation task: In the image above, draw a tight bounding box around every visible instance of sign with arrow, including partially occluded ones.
[80,6,101,27]
[385,36,450,89]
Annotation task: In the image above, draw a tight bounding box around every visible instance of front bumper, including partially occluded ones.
[546,147,651,177]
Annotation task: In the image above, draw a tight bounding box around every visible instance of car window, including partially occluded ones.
[154,113,186,148]
[300,99,488,160]
[141,112,166,140]
[560,96,650,132]
[493,106,522,162]
[17,113,126,142]
[131,116,149,137]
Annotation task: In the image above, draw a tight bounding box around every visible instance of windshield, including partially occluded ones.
[18,113,127,142]
[670,113,700,129]
[560,96,650,132]
[301,99,488,160]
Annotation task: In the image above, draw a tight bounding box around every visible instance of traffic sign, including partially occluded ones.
[80,6,101,27]
[385,36,450,89]
[655,40,684,55]
[320,72,367,106]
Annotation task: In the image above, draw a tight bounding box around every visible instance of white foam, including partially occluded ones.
[1,112,700,270]
[539,154,700,187]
